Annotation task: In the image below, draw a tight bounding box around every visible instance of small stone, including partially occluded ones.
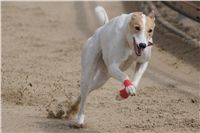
[191,99,197,103]
[29,83,32,87]
[137,106,141,110]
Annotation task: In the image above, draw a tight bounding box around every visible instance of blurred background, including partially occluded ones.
[2,1,200,133]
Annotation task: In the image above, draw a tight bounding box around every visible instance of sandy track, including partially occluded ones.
[2,2,200,133]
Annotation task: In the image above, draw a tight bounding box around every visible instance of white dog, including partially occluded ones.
[68,6,155,128]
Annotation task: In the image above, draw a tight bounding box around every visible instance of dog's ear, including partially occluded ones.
[148,11,155,20]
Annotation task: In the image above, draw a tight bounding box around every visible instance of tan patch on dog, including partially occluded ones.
[129,12,143,34]
[129,11,155,40]
[146,15,155,40]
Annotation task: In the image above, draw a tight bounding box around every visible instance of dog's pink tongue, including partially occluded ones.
[137,47,141,56]
[138,48,141,55]
[133,42,142,56]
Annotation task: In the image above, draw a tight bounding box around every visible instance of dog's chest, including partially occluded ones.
[137,47,152,63]
[119,54,134,71]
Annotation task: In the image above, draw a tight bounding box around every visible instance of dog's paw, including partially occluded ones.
[116,85,136,101]
[126,85,136,96]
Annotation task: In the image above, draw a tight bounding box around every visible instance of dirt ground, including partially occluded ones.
[1,1,200,133]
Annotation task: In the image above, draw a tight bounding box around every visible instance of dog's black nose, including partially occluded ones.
[139,43,146,49]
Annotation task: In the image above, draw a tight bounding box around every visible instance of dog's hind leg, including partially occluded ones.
[89,54,109,92]
[65,96,81,119]
[76,53,109,128]
[66,53,95,124]
[68,37,102,128]
[76,81,89,127]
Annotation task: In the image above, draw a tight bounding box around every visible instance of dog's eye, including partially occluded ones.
[135,26,140,31]
[148,29,153,33]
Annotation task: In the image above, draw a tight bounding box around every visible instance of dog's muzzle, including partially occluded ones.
[133,38,153,56]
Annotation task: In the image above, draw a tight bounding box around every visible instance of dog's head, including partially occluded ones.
[128,11,155,56]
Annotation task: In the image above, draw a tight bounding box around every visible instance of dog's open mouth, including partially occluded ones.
[133,38,143,56]
[133,39,153,56]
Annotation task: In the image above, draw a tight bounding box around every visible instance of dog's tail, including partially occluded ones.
[94,6,109,25]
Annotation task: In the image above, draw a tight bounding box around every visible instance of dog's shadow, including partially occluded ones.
[35,118,99,133]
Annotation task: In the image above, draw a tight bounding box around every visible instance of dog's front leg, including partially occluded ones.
[108,63,129,82]
[132,62,149,88]
[108,63,136,100]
